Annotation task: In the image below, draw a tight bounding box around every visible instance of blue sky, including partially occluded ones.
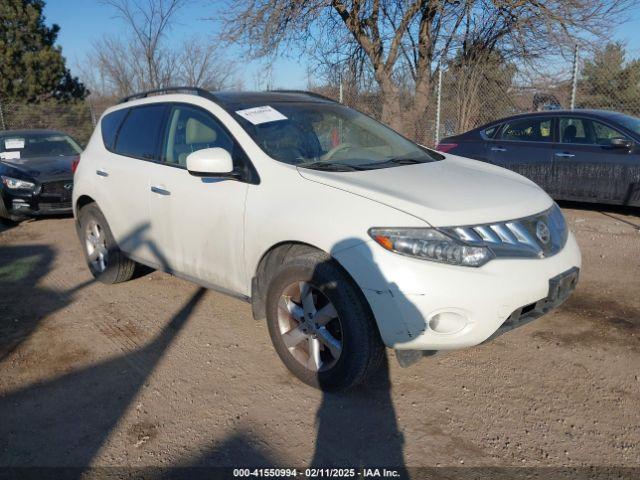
[44,0,640,91]
[44,0,311,89]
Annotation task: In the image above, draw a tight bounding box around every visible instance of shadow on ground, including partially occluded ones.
[0,287,207,466]
[0,226,409,472]
[0,244,68,363]
[557,200,640,229]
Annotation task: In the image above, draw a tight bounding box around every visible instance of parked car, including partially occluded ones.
[73,88,581,390]
[437,110,640,206]
[0,129,81,221]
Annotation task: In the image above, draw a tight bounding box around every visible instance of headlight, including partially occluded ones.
[369,206,568,267]
[1,176,35,190]
[368,227,494,267]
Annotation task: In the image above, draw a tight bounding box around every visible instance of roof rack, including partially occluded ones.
[119,86,215,104]
[267,89,337,103]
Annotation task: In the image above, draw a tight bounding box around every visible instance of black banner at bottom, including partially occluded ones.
[0,467,638,480]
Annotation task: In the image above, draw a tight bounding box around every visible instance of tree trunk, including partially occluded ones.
[410,77,432,144]
[378,74,403,132]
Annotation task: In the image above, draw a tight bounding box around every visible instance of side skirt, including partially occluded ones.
[125,252,251,304]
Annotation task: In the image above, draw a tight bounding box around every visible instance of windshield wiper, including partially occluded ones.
[298,161,363,172]
[358,157,427,169]
[388,158,426,165]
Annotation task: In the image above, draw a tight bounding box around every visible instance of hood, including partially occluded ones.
[0,156,74,182]
[297,155,553,227]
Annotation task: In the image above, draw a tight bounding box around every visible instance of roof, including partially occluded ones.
[211,90,335,105]
[118,86,336,105]
[485,109,629,124]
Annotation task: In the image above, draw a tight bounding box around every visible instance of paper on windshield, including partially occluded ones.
[0,151,20,160]
[4,138,25,149]
[235,105,287,125]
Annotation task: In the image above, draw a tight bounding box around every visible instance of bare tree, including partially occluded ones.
[252,62,275,90]
[81,0,236,99]
[101,0,187,90]
[178,37,236,90]
[443,50,516,134]
[218,0,636,134]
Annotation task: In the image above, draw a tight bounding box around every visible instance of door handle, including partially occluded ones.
[554,152,575,158]
[96,169,109,177]
[491,147,507,152]
[150,185,171,196]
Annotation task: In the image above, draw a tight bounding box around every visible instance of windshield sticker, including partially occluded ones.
[235,105,287,125]
[4,138,25,149]
[0,151,21,160]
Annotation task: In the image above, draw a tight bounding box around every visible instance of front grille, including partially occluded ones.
[40,180,73,196]
[442,204,568,259]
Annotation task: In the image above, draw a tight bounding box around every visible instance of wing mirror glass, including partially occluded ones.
[186,148,234,176]
[609,137,633,150]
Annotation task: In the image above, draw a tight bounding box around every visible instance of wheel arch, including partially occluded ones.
[75,194,97,216]
[250,240,371,323]
[251,241,321,320]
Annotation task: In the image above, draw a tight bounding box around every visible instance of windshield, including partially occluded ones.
[228,101,441,170]
[610,113,640,136]
[0,132,82,161]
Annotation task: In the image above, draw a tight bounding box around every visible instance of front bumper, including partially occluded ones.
[333,232,581,350]
[2,181,73,217]
[10,201,73,217]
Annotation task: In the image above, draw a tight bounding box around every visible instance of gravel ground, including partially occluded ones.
[0,204,638,471]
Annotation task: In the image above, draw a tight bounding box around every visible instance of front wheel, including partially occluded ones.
[78,203,136,284]
[265,250,384,391]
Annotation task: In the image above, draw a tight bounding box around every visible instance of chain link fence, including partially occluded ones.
[0,98,114,145]
[1,46,638,147]
[318,45,640,146]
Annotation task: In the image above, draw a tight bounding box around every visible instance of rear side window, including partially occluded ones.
[115,104,167,160]
[500,117,552,142]
[101,109,128,151]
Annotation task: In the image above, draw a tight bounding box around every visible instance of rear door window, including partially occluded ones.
[500,118,552,142]
[114,104,167,160]
[101,109,128,151]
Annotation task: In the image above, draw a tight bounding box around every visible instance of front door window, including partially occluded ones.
[163,105,235,167]
[559,117,630,146]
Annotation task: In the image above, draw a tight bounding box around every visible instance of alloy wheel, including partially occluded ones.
[85,220,108,272]
[277,281,343,372]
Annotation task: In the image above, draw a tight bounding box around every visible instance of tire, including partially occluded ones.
[265,248,385,391]
[78,203,136,284]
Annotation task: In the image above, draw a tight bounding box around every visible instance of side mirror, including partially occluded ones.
[609,137,633,150]
[186,148,234,176]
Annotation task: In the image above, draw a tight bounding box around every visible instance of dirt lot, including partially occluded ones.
[0,204,638,471]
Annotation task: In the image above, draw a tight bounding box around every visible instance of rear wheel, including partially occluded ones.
[265,249,384,391]
[78,203,136,284]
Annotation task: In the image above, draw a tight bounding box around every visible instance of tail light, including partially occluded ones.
[71,155,80,174]
[436,143,458,153]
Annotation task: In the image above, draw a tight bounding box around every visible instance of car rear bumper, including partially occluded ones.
[333,232,581,350]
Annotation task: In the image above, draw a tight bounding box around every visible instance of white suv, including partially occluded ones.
[73,88,581,390]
